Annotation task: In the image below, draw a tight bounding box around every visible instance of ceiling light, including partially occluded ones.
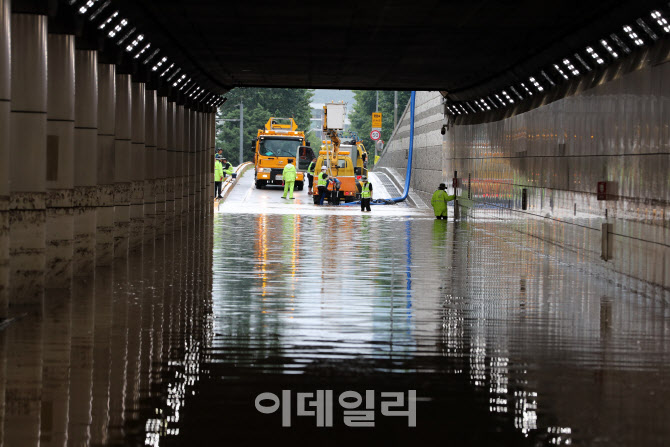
[600,39,619,58]
[520,82,533,96]
[651,10,670,33]
[133,43,151,59]
[78,0,96,15]
[622,25,644,46]
[502,90,514,104]
[98,11,118,29]
[554,64,569,80]
[586,46,604,64]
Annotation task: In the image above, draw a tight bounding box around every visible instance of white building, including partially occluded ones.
[309,102,351,142]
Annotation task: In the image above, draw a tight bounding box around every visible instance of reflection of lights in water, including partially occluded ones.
[469,342,487,386]
[288,214,299,301]
[256,214,269,302]
[547,426,573,444]
[489,356,508,413]
[442,292,572,444]
[442,295,464,359]
[290,215,299,309]
[144,338,204,445]
[514,390,538,434]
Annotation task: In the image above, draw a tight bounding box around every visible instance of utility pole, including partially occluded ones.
[215,100,244,165]
[239,99,244,165]
[394,91,398,129]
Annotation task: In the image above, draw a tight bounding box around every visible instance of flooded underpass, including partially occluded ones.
[1,173,669,446]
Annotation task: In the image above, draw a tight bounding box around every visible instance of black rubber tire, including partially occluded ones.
[255,180,265,189]
[295,181,303,191]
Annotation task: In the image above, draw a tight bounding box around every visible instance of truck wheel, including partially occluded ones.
[255,180,264,189]
[295,181,303,191]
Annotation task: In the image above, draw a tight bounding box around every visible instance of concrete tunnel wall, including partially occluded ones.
[376,59,670,292]
[0,0,220,317]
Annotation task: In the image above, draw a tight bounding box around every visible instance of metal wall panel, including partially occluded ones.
[377,59,670,292]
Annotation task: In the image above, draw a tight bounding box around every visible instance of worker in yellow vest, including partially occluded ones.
[214,155,224,199]
[221,157,234,178]
[306,158,316,195]
[281,158,297,199]
[431,183,456,219]
[357,176,373,212]
[317,166,329,205]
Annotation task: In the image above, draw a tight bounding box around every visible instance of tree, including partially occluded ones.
[216,88,314,164]
[348,91,411,161]
[305,130,322,149]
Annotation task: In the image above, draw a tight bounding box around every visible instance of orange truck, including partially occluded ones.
[252,117,308,190]
[311,146,358,204]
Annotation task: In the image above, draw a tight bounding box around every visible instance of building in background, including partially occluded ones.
[309,90,354,142]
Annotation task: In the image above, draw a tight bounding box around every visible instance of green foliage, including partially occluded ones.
[305,131,322,150]
[216,88,314,164]
[348,91,411,160]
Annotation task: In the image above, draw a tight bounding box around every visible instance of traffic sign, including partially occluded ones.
[370,129,381,141]
[372,112,382,128]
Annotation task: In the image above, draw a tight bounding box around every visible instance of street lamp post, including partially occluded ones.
[216,101,244,165]
[394,91,398,129]
[239,100,244,165]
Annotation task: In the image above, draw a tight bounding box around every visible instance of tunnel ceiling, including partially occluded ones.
[113,0,667,99]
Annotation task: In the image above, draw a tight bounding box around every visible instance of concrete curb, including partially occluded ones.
[377,166,429,208]
[218,162,254,203]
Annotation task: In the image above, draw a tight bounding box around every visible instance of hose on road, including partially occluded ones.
[343,90,416,206]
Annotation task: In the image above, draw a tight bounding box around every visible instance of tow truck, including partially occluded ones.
[253,117,309,190]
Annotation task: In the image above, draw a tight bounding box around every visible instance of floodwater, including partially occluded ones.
[1,173,669,446]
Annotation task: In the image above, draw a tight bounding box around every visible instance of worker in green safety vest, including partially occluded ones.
[214,155,224,199]
[281,158,297,199]
[221,157,234,178]
[431,183,456,220]
[306,158,316,195]
[357,176,373,212]
[317,166,329,205]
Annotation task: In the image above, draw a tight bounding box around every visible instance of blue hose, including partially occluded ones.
[343,90,416,206]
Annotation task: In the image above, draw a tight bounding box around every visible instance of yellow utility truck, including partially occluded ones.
[311,103,358,204]
[253,117,309,190]
[340,138,368,177]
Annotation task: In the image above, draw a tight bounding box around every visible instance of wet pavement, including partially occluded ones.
[1,170,669,446]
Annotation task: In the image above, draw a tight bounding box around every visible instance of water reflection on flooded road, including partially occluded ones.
[1,204,669,445]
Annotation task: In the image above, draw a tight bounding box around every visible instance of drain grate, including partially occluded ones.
[373,172,402,197]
